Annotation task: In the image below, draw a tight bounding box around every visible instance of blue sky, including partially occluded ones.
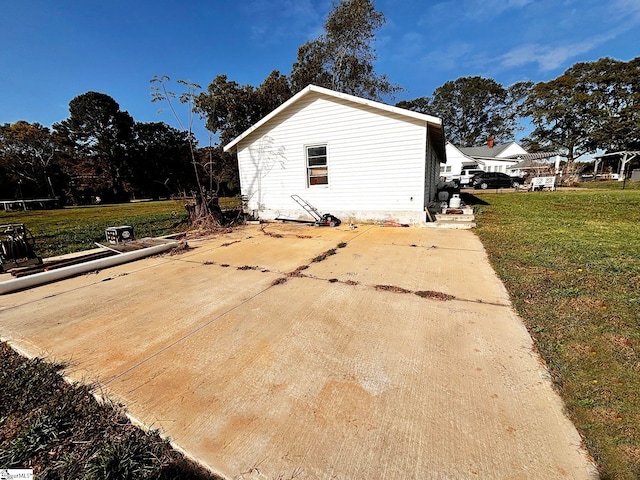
[1,0,639,145]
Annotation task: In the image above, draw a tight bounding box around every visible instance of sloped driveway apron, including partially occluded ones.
[0,224,598,479]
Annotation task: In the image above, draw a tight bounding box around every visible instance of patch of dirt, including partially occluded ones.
[375,284,412,294]
[288,265,309,277]
[312,249,337,263]
[380,220,409,227]
[415,290,456,301]
[260,226,284,238]
[185,227,233,240]
[621,445,640,462]
[591,407,622,422]
[221,240,241,247]
[168,241,191,255]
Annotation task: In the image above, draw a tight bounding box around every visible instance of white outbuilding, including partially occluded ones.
[223,85,446,224]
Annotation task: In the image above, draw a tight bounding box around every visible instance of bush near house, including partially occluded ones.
[471,186,640,480]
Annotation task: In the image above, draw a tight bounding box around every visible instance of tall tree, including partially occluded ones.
[523,57,640,175]
[398,77,532,147]
[524,75,594,176]
[574,57,640,152]
[0,121,61,198]
[131,122,194,199]
[151,75,224,223]
[54,92,135,201]
[290,0,399,100]
[195,70,292,146]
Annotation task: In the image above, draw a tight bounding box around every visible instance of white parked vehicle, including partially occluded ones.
[457,169,485,186]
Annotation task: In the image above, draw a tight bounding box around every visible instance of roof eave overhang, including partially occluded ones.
[223,84,443,153]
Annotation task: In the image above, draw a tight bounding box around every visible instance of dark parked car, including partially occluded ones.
[471,172,525,189]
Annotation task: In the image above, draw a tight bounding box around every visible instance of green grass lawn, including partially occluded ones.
[1,198,243,259]
[575,180,640,190]
[470,185,640,480]
[1,201,191,258]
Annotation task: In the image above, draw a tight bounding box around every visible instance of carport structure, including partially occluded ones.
[593,150,640,180]
[0,224,598,479]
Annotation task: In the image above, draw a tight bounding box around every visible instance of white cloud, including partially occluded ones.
[428,42,475,70]
[612,0,640,19]
[462,0,534,19]
[498,33,617,71]
[418,0,533,26]
[243,0,327,44]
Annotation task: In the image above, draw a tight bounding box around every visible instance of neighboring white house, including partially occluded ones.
[442,141,527,180]
[443,140,566,183]
[224,85,446,224]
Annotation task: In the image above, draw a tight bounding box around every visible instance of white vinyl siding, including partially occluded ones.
[235,91,436,222]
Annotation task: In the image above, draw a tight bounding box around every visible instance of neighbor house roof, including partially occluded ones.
[223,85,445,160]
[459,142,517,159]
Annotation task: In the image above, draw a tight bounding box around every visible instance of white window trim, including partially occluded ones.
[305,143,329,187]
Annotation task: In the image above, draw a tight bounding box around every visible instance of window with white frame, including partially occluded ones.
[307,145,328,186]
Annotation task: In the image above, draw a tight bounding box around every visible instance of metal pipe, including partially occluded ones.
[0,240,178,295]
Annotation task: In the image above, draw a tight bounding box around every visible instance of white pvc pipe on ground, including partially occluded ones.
[0,240,178,295]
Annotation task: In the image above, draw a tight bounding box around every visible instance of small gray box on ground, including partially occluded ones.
[105,226,135,244]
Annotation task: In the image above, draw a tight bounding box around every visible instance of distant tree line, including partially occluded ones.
[0,91,238,204]
[399,57,640,175]
[2,0,639,203]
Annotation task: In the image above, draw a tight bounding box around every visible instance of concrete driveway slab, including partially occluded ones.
[305,226,509,304]
[184,233,353,273]
[1,261,280,382]
[0,224,597,479]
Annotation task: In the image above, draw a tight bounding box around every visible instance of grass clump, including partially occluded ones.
[0,342,218,479]
[471,188,640,480]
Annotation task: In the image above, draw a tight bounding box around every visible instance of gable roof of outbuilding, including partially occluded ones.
[223,85,445,160]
